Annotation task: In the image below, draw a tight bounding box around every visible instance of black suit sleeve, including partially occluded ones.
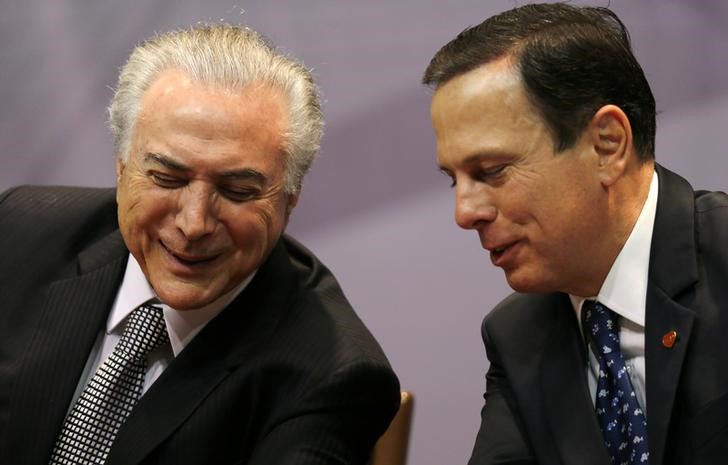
[246,360,400,465]
[469,321,537,465]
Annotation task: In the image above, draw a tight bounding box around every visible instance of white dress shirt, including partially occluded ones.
[570,170,658,414]
[70,254,254,404]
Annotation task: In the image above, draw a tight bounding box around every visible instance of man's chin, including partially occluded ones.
[153,283,219,311]
[504,271,548,294]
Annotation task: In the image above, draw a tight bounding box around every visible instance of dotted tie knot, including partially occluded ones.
[116,304,169,362]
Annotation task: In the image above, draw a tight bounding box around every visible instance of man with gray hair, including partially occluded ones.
[0,24,399,465]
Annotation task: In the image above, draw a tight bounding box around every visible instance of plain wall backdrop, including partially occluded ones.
[1,1,727,464]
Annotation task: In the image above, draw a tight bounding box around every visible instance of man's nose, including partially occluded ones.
[175,184,216,240]
[454,183,497,230]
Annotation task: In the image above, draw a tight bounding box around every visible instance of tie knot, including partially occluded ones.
[583,301,621,358]
[117,303,169,361]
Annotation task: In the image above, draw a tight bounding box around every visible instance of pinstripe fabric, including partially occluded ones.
[0,186,400,465]
[1,187,128,464]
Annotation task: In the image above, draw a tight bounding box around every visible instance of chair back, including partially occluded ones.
[369,391,414,465]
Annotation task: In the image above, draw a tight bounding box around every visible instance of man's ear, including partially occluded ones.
[588,105,633,187]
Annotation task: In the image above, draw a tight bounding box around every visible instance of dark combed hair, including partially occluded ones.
[423,3,656,160]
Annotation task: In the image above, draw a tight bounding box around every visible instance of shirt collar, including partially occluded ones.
[570,170,658,327]
[108,254,255,356]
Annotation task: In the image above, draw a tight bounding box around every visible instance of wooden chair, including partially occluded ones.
[369,391,414,465]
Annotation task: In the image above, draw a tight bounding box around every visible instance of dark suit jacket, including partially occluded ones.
[468,165,728,465]
[0,186,400,465]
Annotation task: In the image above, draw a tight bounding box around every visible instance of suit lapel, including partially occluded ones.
[537,294,612,465]
[644,284,694,465]
[643,165,699,465]
[106,238,296,465]
[4,230,128,464]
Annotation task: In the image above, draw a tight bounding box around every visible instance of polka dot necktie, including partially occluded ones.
[583,301,650,465]
[49,304,169,464]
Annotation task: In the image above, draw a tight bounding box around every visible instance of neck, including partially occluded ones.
[573,161,655,297]
[610,160,654,245]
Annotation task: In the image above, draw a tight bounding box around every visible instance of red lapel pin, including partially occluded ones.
[662,330,678,348]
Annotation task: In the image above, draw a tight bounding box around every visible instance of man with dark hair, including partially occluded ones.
[424,3,728,465]
[0,24,399,465]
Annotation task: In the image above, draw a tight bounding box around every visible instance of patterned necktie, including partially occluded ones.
[49,303,169,465]
[583,301,649,465]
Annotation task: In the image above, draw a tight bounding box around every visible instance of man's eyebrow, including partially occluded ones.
[437,153,489,172]
[144,153,189,171]
[463,152,515,167]
[143,152,267,183]
[463,152,498,164]
[218,168,267,184]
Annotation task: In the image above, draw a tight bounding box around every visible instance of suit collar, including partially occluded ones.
[648,164,699,297]
[106,236,297,465]
[4,229,129,464]
[644,283,694,465]
[78,228,128,274]
[643,164,698,465]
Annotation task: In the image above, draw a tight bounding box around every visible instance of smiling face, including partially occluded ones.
[116,69,295,310]
[432,59,613,296]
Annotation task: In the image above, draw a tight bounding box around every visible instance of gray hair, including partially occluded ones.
[108,24,324,194]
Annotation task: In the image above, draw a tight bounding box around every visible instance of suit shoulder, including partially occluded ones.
[693,189,728,269]
[484,292,564,333]
[276,234,393,367]
[694,189,728,242]
[0,185,116,224]
[482,292,571,357]
[280,234,350,310]
[695,191,728,234]
[0,185,118,260]
[695,189,728,213]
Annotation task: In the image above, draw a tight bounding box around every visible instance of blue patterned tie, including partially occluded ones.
[583,301,650,465]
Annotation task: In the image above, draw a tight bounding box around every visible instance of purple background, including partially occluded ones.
[2,1,727,464]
